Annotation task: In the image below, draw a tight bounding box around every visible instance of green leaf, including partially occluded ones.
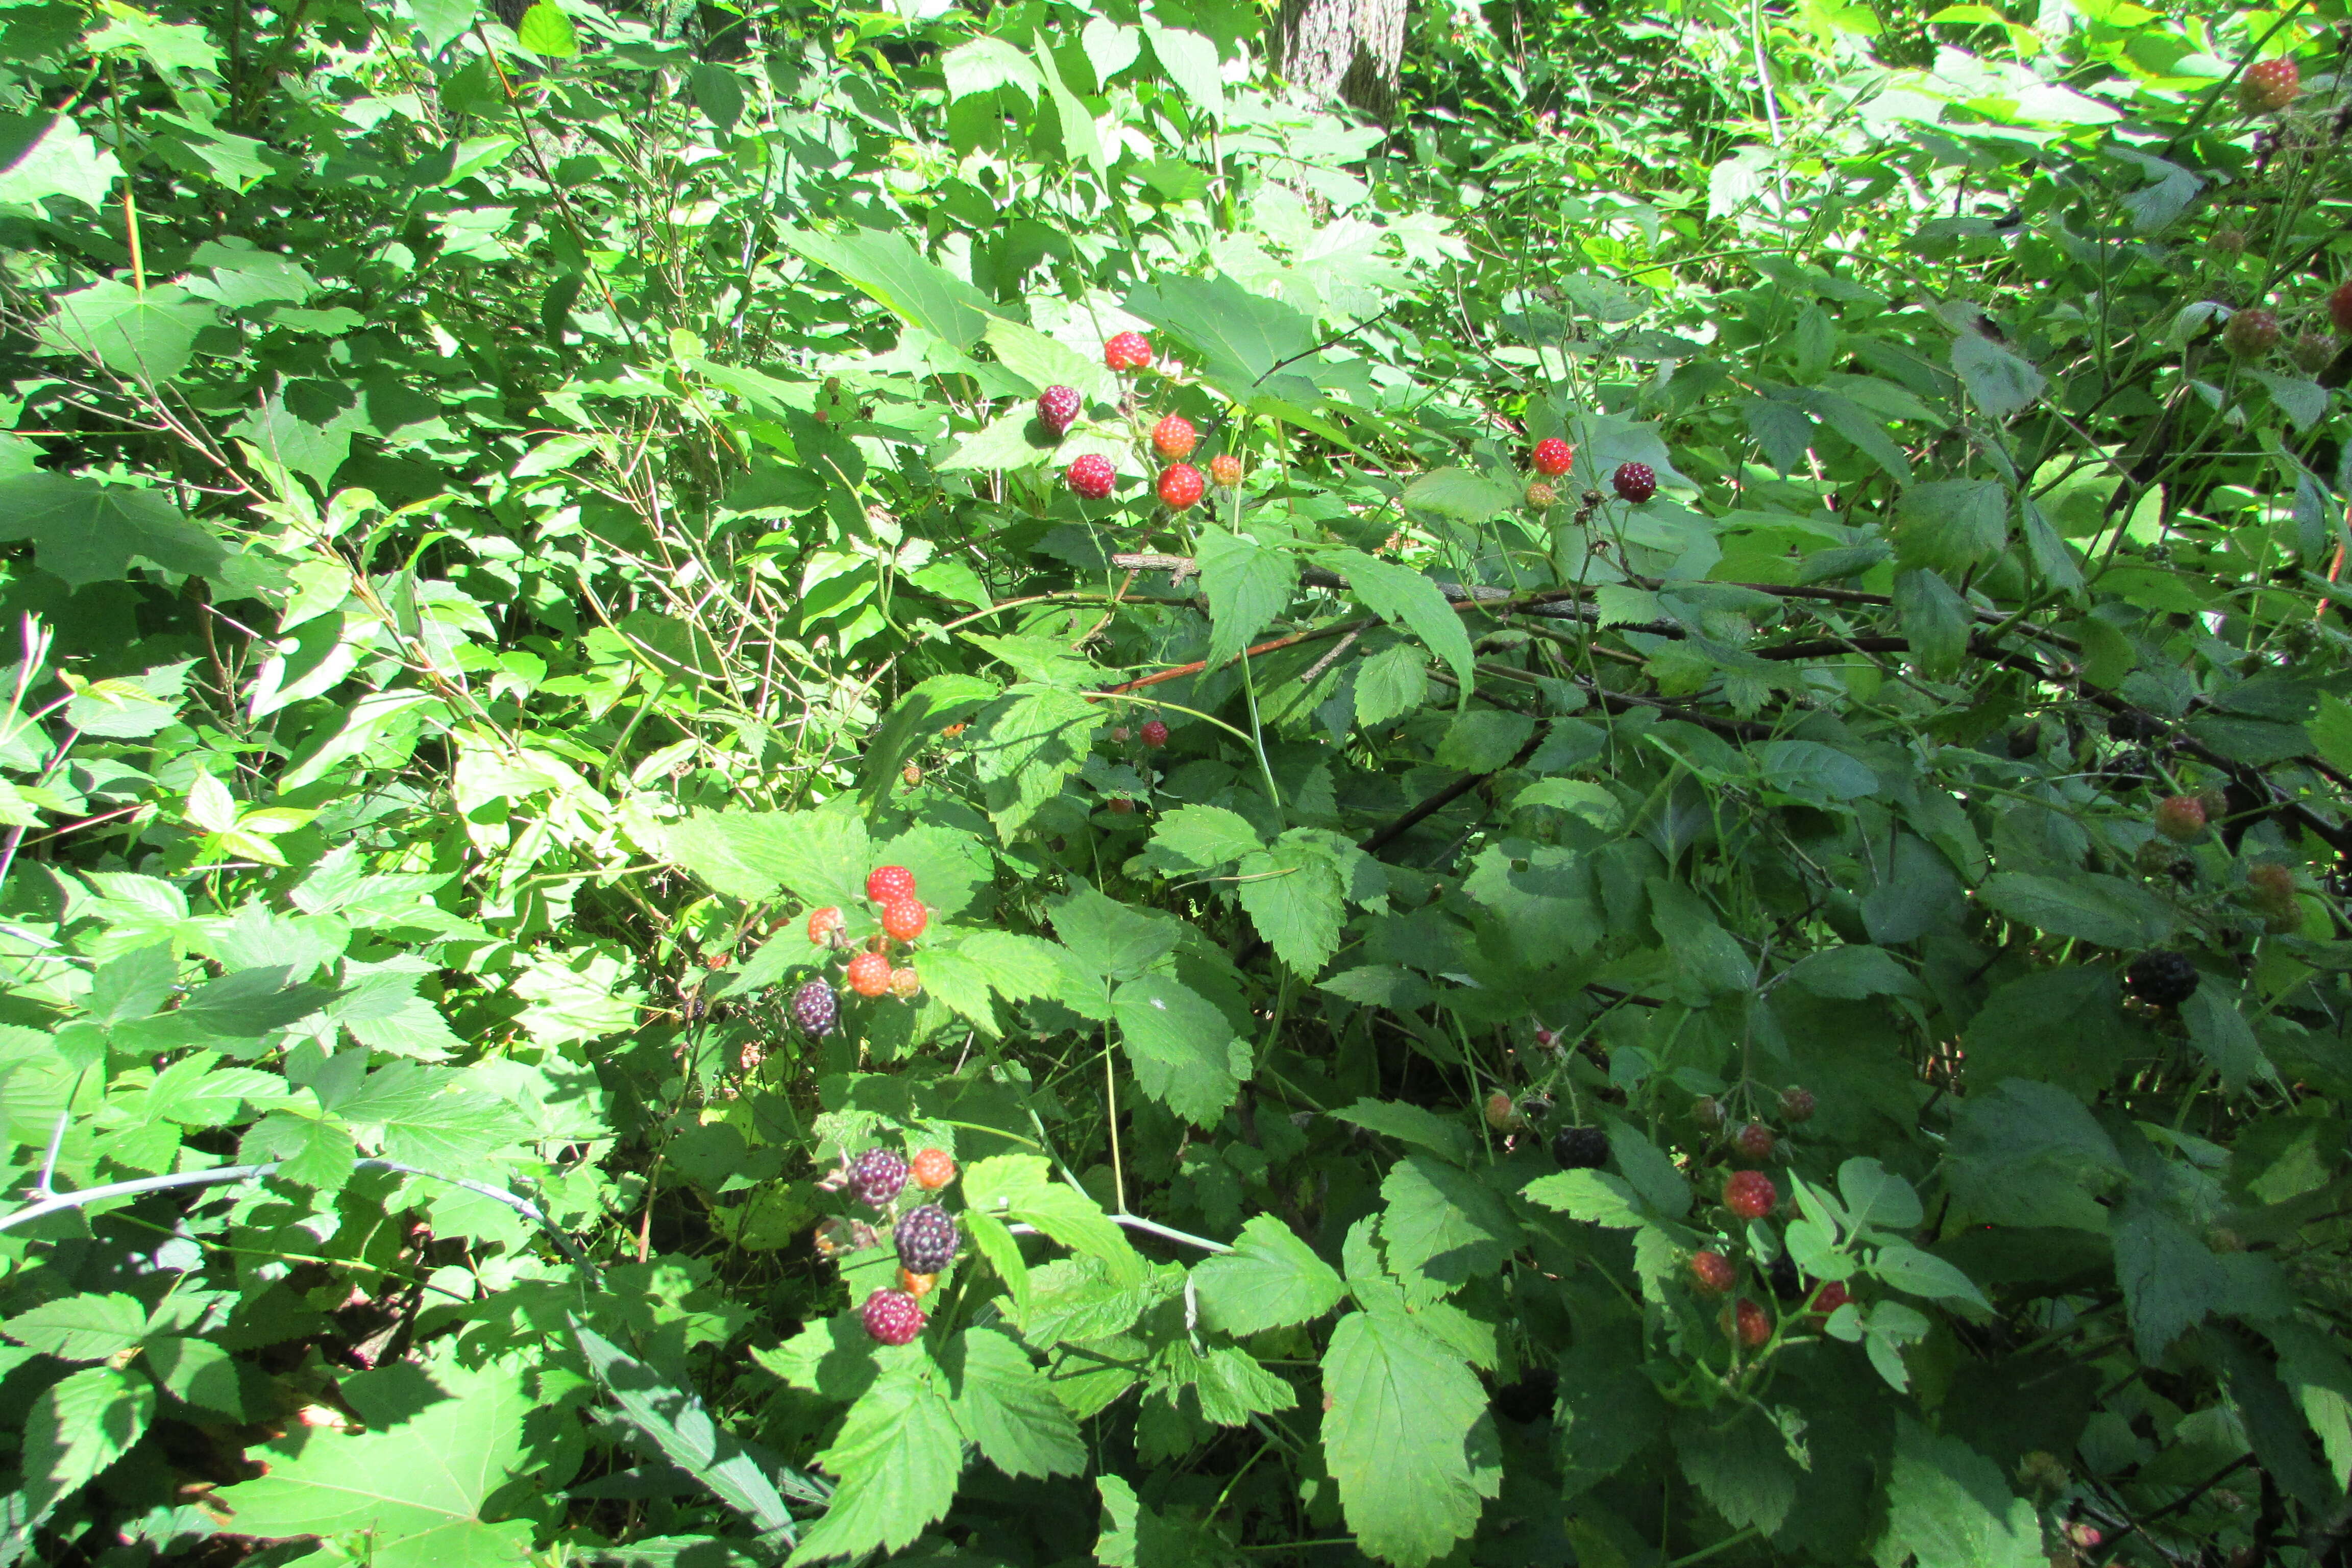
[3,1293,148,1361]
[1193,1215,1348,1334]
[2310,695,2352,779]
[1380,1155,1517,1291]
[0,113,120,209]
[667,804,869,906]
[168,966,337,1038]
[1321,550,1475,691]
[214,1356,534,1568]
[2182,981,2273,1094]
[942,35,1045,102]
[981,315,1112,401]
[1871,1243,1989,1310]
[942,1327,1085,1479]
[1836,1158,1923,1234]
[2113,1194,2235,1361]
[1522,1169,1649,1227]
[973,687,1099,834]
[1112,972,1244,1125]
[1144,804,1265,870]
[688,62,745,135]
[1434,708,1535,772]
[1321,1302,1493,1566]
[1782,944,1916,998]
[860,674,998,810]
[1353,643,1429,729]
[1673,1406,1798,1535]
[1874,1418,2044,1568]
[1893,567,1969,677]
[1235,833,1345,976]
[786,228,1000,351]
[147,1336,244,1417]
[1950,332,2046,423]
[1978,870,2173,949]
[0,473,227,587]
[1646,878,1752,997]
[576,1324,801,1542]
[786,1357,965,1565]
[514,2,577,55]
[332,1062,524,1169]
[22,1365,154,1518]
[1328,1099,1474,1165]
[1197,526,1297,667]
[1032,30,1104,173]
[1944,1078,2126,1230]
[1400,469,1520,525]
[40,280,216,382]
[1052,885,1182,982]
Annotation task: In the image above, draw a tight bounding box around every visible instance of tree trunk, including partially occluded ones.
[1272,0,1406,122]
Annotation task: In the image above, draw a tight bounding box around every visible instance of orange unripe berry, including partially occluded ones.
[910,1147,957,1189]
[897,1267,937,1298]
[1688,1250,1736,1295]
[807,906,843,945]
[1724,1170,1777,1220]
[1151,413,1197,460]
[880,898,928,943]
[887,965,922,999]
[2154,794,2208,842]
[846,950,892,996]
[1209,452,1242,487]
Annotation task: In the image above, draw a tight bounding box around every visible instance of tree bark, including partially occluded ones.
[1271,0,1406,122]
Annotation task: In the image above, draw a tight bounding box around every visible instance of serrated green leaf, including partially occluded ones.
[1235,835,1345,976]
[0,473,227,587]
[943,1326,1086,1479]
[23,1364,154,1519]
[1321,1303,1491,1565]
[1875,1418,2043,1568]
[1198,525,1297,668]
[1112,972,1244,1125]
[1380,1155,1516,1290]
[785,1358,964,1565]
[1193,1215,1346,1335]
[3,1293,148,1361]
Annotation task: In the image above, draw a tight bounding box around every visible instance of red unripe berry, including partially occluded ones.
[910,1147,957,1189]
[1483,1090,1518,1131]
[1209,452,1242,487]
[1037,384,1081,436]
[1158,463,1206,509]
[887,965,922,999]
[2240,56,2299,113]
[1532,437,1573,476]
[1104,331,1153,371]
[2225,307,2281,358]
[861,1288,925,1345]
[1140,719,1169,748]
[1734,1122,1776,1162]
[1688,1251,1736,1295]
[1729,1298,1771,1348]
[1612,461,1657,504]
[1724,1169,1777,1220]
[2331,281,2352,335]
[1780,1086,1816,1123]
[1809,1280,1850,1320]
[846,950,892,997]
[2154,794,2208,842]
[2249,861,2296,908]
[807,905,843,945]
[1108,796,1135,815]
[866,865,916,903]
[1152,413,1197,460]
[880,898,928,943]
[1067,454,1116,500]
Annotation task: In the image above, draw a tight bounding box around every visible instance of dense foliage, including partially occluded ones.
[3,0,2352,1562]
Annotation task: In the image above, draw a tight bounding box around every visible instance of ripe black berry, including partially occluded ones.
[1551,1125,1609,1170]
[1768,1251,1803,1302]
[790,978,838,1037]
[2124,951,2200,1009]
[847,1148,909,1208]
[894,1203,960,1273]
[1612,461,1657,503]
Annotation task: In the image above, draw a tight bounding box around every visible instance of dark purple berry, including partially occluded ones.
[894,1203,959,1273]
[2124,951,2200,1009]
[861,1289,925,1345]
[1612,461,1657,504]
[1551,1125,1609,1170]
[848,1148,909,1209]
[1037,384,1081,436]
[791,978,838,1037]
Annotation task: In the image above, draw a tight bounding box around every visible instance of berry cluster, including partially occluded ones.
[1036,333,1244,514]
[828,1141,965,1343]
[794,866,933,1033]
